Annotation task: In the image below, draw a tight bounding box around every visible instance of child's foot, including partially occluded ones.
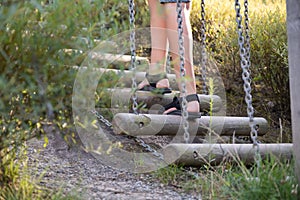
[162,94,201,119]
[138,73,172,94]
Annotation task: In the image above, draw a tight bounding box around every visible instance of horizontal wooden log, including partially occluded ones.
[163,143,293,166]
[89,53,150,70]
[65,51,149,70]
[112,113,268,137]
[74,67,213,93]
[73,67,180,90]
[108,88,223,113]
[101,68,179,90]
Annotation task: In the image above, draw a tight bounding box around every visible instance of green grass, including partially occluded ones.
[153,156,298,200]
[192,0,290,142]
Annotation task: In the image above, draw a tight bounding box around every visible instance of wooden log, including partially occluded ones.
[112,113,268,137]
[89,53,150,70]
[74,67,211,93]
[163,143,293,166]
[108,88,223,113]
[73,67,179,90]
[287,0,300,186]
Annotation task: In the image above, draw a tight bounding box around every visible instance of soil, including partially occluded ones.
[26,126,202,200]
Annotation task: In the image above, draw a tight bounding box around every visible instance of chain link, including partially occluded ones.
[134,137,164,160]
[200,0,208,95]
[235,0,260,156]
[91,110,164,160]
[128,0,139,115]
[176,0,190,143]
[244,0,251,69]
[91,110,112,127]
[89,0,164,161]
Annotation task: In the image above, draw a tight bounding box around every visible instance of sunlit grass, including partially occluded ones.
[191,0,289,142]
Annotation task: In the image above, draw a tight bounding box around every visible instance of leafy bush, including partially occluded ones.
[0,0,148,195]
[191,0,289,141]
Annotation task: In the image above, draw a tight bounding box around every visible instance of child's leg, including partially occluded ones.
[148,0,168,74]
[138,0,170,90]
[164,2,200,113]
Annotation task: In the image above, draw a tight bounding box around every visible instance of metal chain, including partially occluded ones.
[235,0,260,155]
[91,110,164,160]
[244,0,251,69]
[243,0,261,167]
[128,0,165,160]
[200,0,208,95]
[91,110,112,127]
[128,0,139,114]
[134,137,164,160]
[176,0,190,143]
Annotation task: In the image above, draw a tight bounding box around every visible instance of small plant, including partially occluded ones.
[153,164,187,186]
[221,156,298,200]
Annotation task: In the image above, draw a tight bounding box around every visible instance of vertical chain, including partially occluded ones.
[200,0,208,95]
[235,0,260,163]
[243,0,261,167]
[244,0,250,69]
[128,0,138,114]
[176,0,190,143]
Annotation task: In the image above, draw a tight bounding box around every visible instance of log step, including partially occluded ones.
[112,113,268,137]
[108,88,223,113]
[163,143,293,166]
[66,50,150,70]
[89,53,150,70]
[73,67,179,90]
[102,68,179,90]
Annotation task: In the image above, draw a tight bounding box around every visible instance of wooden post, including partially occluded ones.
[287,0,300,185]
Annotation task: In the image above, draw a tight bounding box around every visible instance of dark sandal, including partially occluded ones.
[161,94,201,119]
[139,72,172,95]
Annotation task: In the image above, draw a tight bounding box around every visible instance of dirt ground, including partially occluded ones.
[26,126,202,200]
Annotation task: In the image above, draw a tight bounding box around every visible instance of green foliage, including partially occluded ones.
[191,0,289,140]
[0,147,44,200]
[153,157,298,200]
[0,0,143,197]
[154,164,186,185]
[221,157,298,200]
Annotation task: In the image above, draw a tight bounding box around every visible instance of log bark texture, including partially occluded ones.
[90,53,150,70]
[163,143,293,166]
[108,88,223,113]
[112,113,268,137]
[287,0,300,186]
[74,67,180,90]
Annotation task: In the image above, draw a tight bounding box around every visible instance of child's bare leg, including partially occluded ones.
[164,2,199,113]
[138,0,169,90]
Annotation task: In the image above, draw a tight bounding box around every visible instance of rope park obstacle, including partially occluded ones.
[73,0,293,171]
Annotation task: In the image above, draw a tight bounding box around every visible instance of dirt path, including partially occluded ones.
[27,128,201,200]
